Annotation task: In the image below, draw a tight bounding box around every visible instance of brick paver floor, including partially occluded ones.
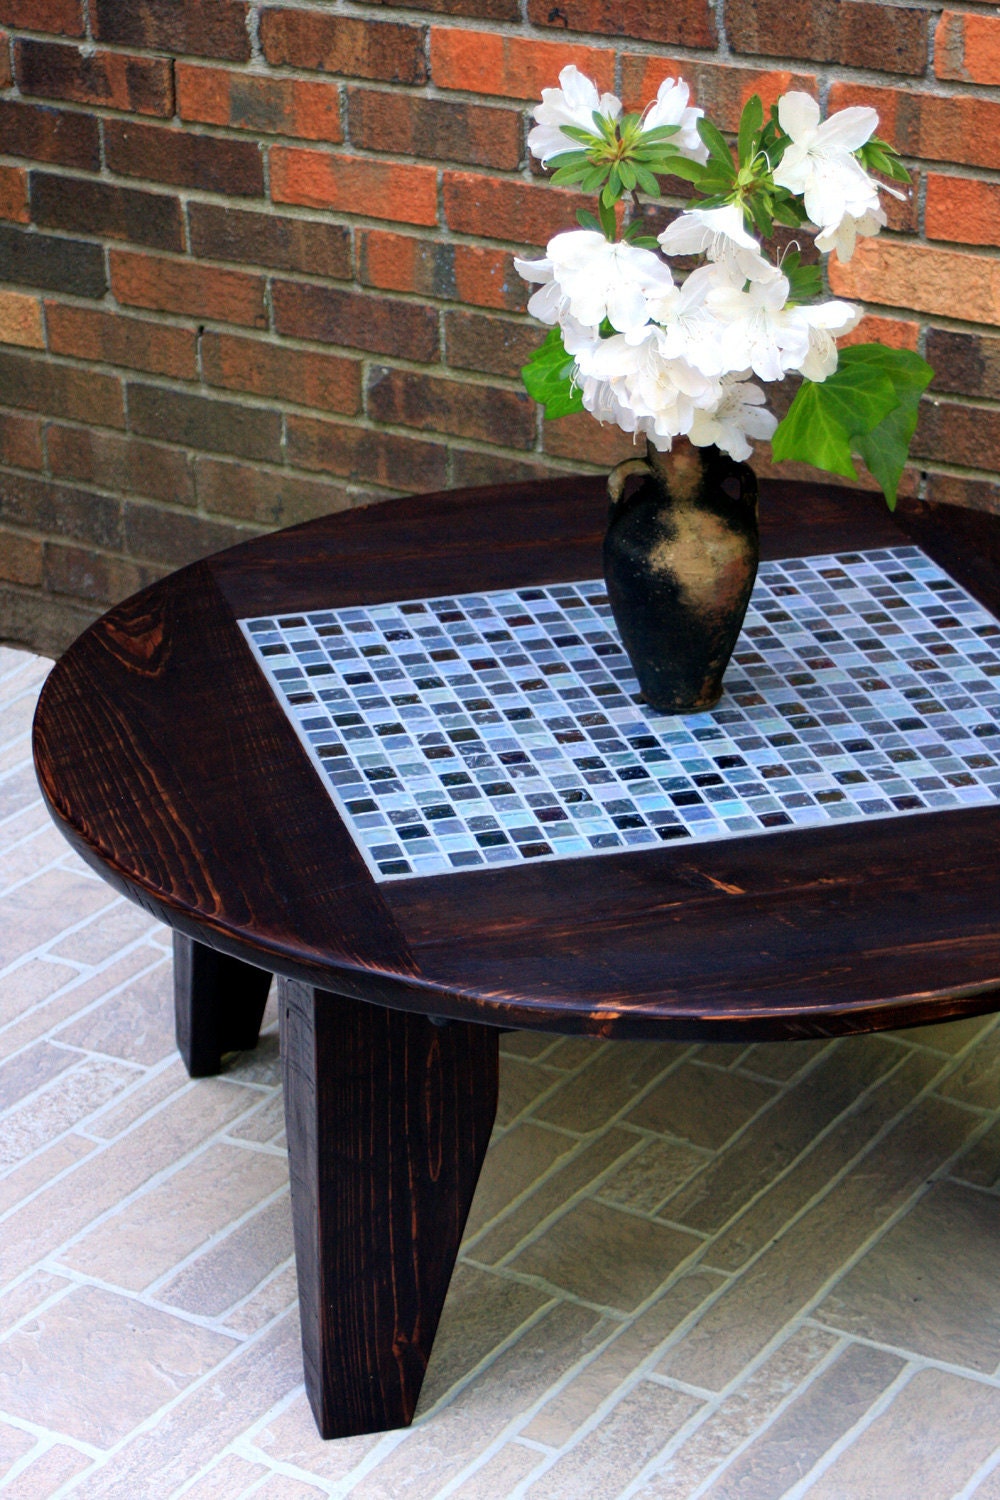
[4,641,1000,1499]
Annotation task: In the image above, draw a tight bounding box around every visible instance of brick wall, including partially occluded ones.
[1,0,998,653]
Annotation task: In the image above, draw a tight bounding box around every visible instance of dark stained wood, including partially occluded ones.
[173,933,272,1077]
[31,475,1000,1044]
[279,978,498,1438]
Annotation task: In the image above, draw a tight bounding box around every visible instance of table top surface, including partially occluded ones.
[32,473,1000,1042]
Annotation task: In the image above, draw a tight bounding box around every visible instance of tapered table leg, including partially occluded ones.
[173,932,273,1077]
[279,978,499,1440]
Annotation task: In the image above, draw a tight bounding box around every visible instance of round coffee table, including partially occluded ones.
[32,473,1000,1439]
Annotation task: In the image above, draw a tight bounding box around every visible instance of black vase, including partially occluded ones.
[602,438,759,714]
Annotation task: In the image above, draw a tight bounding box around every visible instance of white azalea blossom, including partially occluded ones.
[815,204,886,263]
[773,91,882,242]
[639,77,708,164]
[527,65,622,165]
[704,270,811,384]
[657,204,777,284]
[688,379,778,461]
[794,299,863,381]
[515,76,914,472]
[544,230,676,338]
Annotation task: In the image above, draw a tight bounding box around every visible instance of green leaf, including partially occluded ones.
[635,124,681,145]
[598,197,617,239]
[576,209,602,232]
[772,345,933,507]
[618,160,637,191]
[772,383,862,480]
[783,251,823,304]
[558,125,605,147]
[549,160,595,187]
[521,326,585,420]
[738,94,764,167]
[633,163,661,196]
[697,116,736,173]
[657,156,711,186]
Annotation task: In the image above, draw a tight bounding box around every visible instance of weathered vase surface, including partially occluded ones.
[602,439,759,714]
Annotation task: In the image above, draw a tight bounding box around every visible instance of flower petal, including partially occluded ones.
[777,91,820,140]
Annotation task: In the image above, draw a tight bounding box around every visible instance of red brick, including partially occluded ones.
[841,313,920,352]
[286,413,448,492]
[127,382,282,462]
[453,245,529,312]
[621,55,818,130]
[0,349,124,427]
[176,64,343,143]
[43,543,154,604]
[0,290,44,350]
[124,501,256,568]
[451,449,555,487]
[0,99,99,171]
[0,223,105,297]
[367,365,535,446]
[46,303,197,379]
[188,202,352,279]
[0,0,83,36]
[0,30,9,88]
[358,229,457,299]
[110,251,268,329]
[0,471,122,548]
[430,29,614,99]
[0,412,44,471]
[91,0,250,62]
[912,398,1000,472]
[444,309,540,378]
[828,81,1000,173]
[0,535,43,588]
[925,472,1000,515]
[443,171,593,246]
[528,0,715,48]
[104,119,264,197]
[728,0,927,74]
[201,331,362,414]
[272,279,439,361]
[356,0,517,16]
[348,89,522,171]
[30,173,184,252]
[829,239,1000,328]
[926,174,1000,249]
[926,329,1000,401]
[15,39,173,116]
[935,11,1000,85]
[0,166,29,224]
[541,409,637,466]
[195,455,355,524]
[47,425,197,509]
[271,148,438,226]
[260,9,426,84]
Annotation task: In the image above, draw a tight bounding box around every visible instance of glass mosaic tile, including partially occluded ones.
[239,546,1000,882]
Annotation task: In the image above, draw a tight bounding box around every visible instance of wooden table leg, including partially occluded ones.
[279,977,499,1440]
[173,933,273,1078]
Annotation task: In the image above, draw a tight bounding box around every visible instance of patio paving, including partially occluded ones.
[3,639,1000,1499]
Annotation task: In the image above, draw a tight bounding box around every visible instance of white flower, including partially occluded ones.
[815,205,886,263]
[646,263,733,377]
[527,65,622,165]
[639,77,708,164]
[657,204,777,284]
[689,379,777,462]
[704,271,810,383]
[512,254,564,325]
[544,230,672,338]
[790,299,863,381]
[773,92,881,233]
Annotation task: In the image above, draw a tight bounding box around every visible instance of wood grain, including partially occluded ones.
[280,978,498,1437]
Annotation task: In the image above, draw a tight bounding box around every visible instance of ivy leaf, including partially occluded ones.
[521,326,584,420]
[783,250,823,303]
[737,94,763,167]
[771,345,933,507]
[845,345,933,508]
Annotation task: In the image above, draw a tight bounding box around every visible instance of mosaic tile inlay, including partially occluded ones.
[239,546,1000,881]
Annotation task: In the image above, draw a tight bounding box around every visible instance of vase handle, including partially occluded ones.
[607,456,652,509]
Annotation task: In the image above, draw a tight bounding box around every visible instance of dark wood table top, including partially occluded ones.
[32,474,1000,1043]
